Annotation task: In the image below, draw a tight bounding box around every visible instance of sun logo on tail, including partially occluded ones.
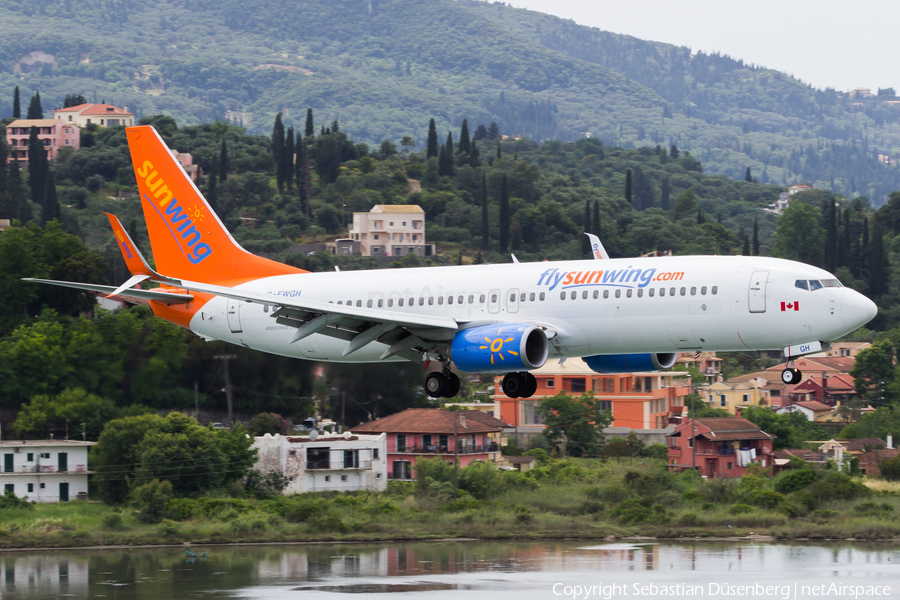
[191,205,206,224]
[479,328,517,364]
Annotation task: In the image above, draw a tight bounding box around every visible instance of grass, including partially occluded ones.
[0,460,898,549]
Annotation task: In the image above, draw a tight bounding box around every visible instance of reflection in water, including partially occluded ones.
[0,541,896,599]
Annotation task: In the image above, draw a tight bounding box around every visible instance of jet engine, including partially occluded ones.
[450,324,549,373]
[583,353,678,374]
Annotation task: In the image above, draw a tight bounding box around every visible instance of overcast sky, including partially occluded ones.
[512,0,898,93]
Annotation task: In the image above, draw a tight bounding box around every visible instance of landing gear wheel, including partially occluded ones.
[781,368,801,385]
[523,372,538,398]
[502,372,527,398]
[425,372,448,398]
[443,373,461,398]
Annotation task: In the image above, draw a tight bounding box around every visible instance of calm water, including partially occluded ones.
[0,540,898,599]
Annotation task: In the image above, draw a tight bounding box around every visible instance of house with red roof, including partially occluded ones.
[351,408,504,480]
[774,400,834,422]
[667,418,776,478]
[52,103,134,128]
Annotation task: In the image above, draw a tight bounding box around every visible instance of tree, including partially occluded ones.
[297,139,312,215]
[582,201,591,255]
[13,387,121,439]
[824,198,837,273]
[314,133,341,184]
[742,236,750,256]
[745,167,752,182]
[481,172,489,251]
[752,216,759,256]
[426,118,438,159]
[881,456,900,481]
[499,173,510,252]
[660,177,670,211]
[624,168,632,204]
[63,94,86,108]
[12,86,20,119]
[487,122,500,140]
[771,202,825,266]
[458,119,471,155]
[207,158,218,212]
[670,144,679,159]
[671,188,697,221]
[272,113,285,193]
[219,138,228,182]
[305,108,314,138]
[42,169,58,225]
[283,126,294,193]
[592,199,601,240]
[248,412,291,435]
[632,166,654,210]
[26,91,42,119]
[539,392,613,457]
[867,218,889,298]
[849,340,894,402]
[473,124,488,141]
[28,128,48,222]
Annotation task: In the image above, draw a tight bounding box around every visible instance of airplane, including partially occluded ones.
[26,125,878,399]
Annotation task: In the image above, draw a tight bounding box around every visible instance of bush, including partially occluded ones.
[774,469,820,494]
[101,512,124,531]
[132,480,174,524]
[751,490,785,509]
[230,514,268,535]
[248,413,291,436]
[283,496,328,523]
[458,461,504,500]
[166,498,198,521]
[414,457,453,495]
[677,513,704,527]
[245,469,290,499]
[853,502,894,515]
[525,448,550,463]
[157,519,179,536]
[804,472,870,505]
[881,456,900,481]
[586,484,630,504]
[728,504,754,515]
[0,489,33,510]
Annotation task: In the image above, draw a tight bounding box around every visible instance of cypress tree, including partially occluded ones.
[298,141,312,216]
[438,145,447,177]
[426,119,438,159]
[470,143,480,168]
[458,119,471,155]
[499,173,510,252]
[660,177,670,211]
[582,201,591,255]
[284,126,294,193]
[481,172,489,251]
[745,167,752,182]
[219,138,228,182]
[305,108,314,138]
[26,92,42,119]
[207,158,218,212]
[824,198,837,273]
[10,160,29,223]
[440,132,454,177]
[12,86,20,119]
[592,199,601,240]
[624,169,632,204]
[841,208,852,269]
[496,141,502,160]
[28,127,48,220]
[868,218,889,297]
[752,216,759,256]
[42,169,58,225]
[742,236,750,256]
[859,217,869,277]
[128,219,139,245]
[272,113,285,192]
[696,207,705,224]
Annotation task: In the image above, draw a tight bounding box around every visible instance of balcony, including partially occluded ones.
[388,443,499,455]
[306,460,373,471]
[2,465,89,475]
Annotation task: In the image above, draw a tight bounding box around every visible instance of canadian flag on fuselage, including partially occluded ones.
[781,301,800,311]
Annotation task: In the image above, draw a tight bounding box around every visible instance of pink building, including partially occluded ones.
[667,417,776,478]
[351,408,504,480]
[6,119,80,162]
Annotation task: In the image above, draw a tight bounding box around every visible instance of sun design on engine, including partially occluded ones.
[480,329,518,364]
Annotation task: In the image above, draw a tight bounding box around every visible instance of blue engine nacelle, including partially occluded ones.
[451,324,549,373]
[583,353,678,374]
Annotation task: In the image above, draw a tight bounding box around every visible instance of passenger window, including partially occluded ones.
[593,290,599,299]
[560,292,566,300]
[447,296,453,305]
[529,293,535,301]
[670,287,676,296]
[809,280,823,291]
[263,305,269,313]
[539,292,545,301]
[399,298,404,307]
[603,290,609,299]
[626,289,632,298]
[419,298,425,306]
[347,300,352,306]
[680,287,686,296]
[328,300,333,304]
[438,297,443,305]
[660,288,666,297]
[468,295,474,303]
[480,295,486,303]
[570,291,577,300]
[690,287,696,296]
[701,286,707,295]
[356,300,362,307]
[637,289,643,298]
[458,295,464,303]
[367,300,373,308]
[649,288,655,297]
[409,297,413,305]
[795,280,809,290]
[490,294,496,303]
[378,299,384,307]
[582,290,588,299]
[428,297,434,305]
[615,290,621,298]
[387,299,393,307]
[520,293,526,302]
[509,293,515,302]
[712,286,718,295]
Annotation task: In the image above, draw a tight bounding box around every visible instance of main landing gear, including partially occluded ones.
[425,364,461,399]
[781,359,802,385]
[502,372,538,398]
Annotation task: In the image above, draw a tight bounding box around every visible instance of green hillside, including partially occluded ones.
[2,0,900,204]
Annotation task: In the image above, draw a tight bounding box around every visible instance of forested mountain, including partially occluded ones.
[2,0,900,203]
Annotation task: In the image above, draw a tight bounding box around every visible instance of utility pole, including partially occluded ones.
[215,354,237,427]
[453,412,459,500]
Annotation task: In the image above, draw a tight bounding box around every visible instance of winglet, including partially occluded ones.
[585,233,609,260]
[105,212,158,277]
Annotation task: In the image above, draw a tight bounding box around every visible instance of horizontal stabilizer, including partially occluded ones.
[23,278,193,305]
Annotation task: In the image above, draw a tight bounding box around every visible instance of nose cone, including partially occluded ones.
[842,289,878,331]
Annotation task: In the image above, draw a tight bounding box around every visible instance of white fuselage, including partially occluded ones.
[187,255,876,369]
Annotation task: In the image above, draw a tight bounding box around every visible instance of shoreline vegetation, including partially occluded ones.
[2,458,899,551]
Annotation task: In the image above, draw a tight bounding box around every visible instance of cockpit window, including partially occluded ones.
[795,280,809,290]
[821,279,842,288]
[808,280,824,291]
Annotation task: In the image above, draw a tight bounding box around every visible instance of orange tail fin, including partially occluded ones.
[125,125,304,283]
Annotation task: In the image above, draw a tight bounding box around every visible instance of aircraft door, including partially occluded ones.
[748,271,768,313]
[488,289,501,314]
[227,299,243,333]
[507,288,520,314]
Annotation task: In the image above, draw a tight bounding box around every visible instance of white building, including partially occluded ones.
[252,432,387,493]
[348,204,434,257]
[51,103,135,128]
[0,440,94,502]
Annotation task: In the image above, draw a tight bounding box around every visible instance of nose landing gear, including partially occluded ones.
[501,372,538,398]
[425,363,461,398]
[781,359,802,385]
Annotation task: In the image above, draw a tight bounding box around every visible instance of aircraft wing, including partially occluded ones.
[23,278,193,304]
[585,233,610,260]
